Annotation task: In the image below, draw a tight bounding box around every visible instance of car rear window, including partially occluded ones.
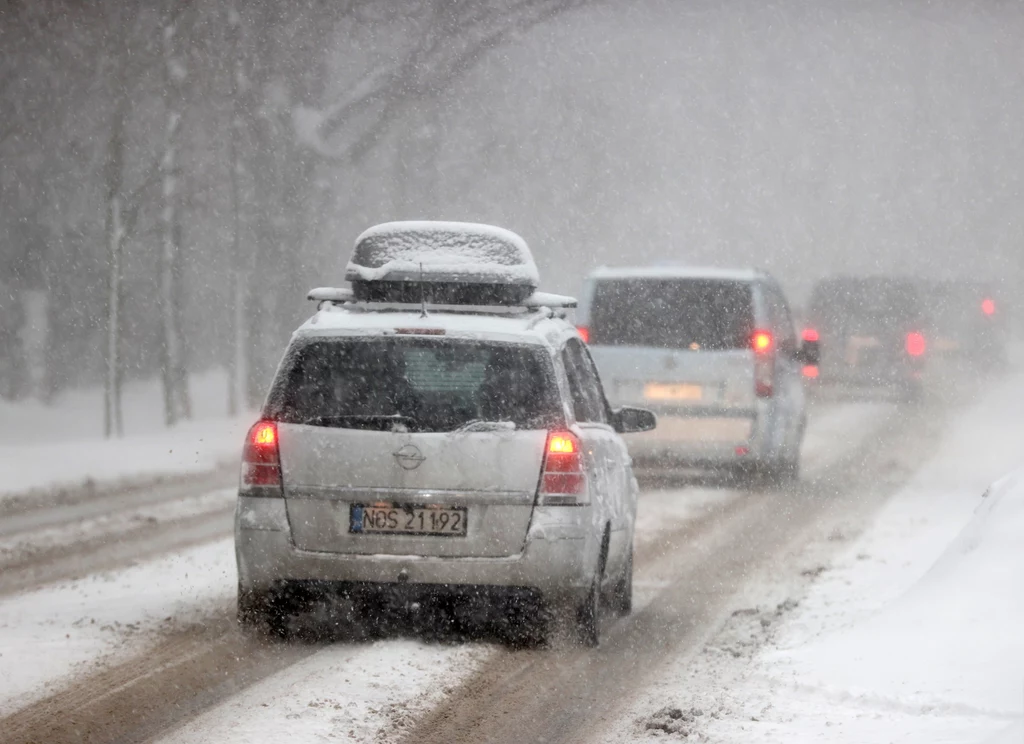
[809,279,923,336]
[266,337,560,432]
[588,278,753,350]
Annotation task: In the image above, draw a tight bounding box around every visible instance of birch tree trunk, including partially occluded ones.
[159,18,191,426]
[226,5,248,417]
[103,99,127,438]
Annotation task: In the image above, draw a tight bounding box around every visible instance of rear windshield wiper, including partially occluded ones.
[452,419,517,433]
[300,414,417,430]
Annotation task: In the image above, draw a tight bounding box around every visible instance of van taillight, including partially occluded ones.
[577,326,590,343]
[981,298,996,316]
[752,330,774,353]
[752,329,774,397]
[539,431,587,505]
[906,332,926,357]
[242,420,283,490]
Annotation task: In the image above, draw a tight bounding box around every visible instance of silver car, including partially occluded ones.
[577,267,818,481]
[235,222,654,646]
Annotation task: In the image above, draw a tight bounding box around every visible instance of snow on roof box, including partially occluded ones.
[346,221,539,287]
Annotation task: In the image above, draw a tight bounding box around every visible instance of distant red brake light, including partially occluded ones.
[906,332,926,357]
[802,328,819,343]
[802,365,819,379]
[981,298,996,316]
[577,326,590,343]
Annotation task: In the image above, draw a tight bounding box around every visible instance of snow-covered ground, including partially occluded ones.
[608,371,1024,743]
[0,533,235,716]
[0,369,252,501]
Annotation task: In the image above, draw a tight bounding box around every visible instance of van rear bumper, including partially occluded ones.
[235,498,596,604]
[624,412,766,467]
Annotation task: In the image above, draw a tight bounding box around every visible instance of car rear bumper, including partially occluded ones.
[235,497,596,604]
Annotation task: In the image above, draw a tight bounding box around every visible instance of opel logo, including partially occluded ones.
[394,444,426,470]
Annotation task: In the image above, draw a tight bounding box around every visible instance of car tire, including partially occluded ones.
[576,533,608,647]
[609,545,633,617]
[237,583,291,639]
[576,578,601,648]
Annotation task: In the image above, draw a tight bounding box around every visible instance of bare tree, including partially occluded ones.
[158,3,193,426]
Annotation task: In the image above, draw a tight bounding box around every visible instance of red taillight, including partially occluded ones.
[577,326,590,344]
[752,330,773,354]
[906,332,926,357]
[981,298,996,316]
[802,364,819,379]
[752,329,774,397]
[539,431,586,503]
[802,328,819,343]
[242,420,282,489]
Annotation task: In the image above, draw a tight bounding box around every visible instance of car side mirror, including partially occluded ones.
[797,339,821,366]
[612,406,657,434]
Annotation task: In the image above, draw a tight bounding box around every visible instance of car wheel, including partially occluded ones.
[576,532,608,647]
[576,578,601,647]
[237,583,292,639]
[609,545,633,617]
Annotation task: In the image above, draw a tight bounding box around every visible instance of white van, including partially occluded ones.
[577,267,818,480]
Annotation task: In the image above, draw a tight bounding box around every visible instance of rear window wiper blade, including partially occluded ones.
[300,414,417,429]
[452,419,517,433]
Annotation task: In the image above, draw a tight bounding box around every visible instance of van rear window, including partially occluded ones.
[589,279,753,350]
[267,338,560,432]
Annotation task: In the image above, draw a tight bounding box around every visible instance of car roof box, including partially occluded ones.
[346,221,539,304]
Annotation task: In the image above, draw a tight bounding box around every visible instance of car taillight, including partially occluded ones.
[981,298,996,316]
[538,431,588,505]
[802,365,819,379]
[752,329,774,397]
[906,332,926,357]
[577,326,590,344]
[242,420,283,491]
[802,328,819,342]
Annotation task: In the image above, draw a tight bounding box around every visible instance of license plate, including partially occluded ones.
[644,382,703,401]
[350,504,467,536]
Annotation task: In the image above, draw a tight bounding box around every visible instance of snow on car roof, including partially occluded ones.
[295,305,572,347]
[587,265,765,282]
[346,221,539,286]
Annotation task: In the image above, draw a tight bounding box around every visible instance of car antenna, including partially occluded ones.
[419,262,428,318]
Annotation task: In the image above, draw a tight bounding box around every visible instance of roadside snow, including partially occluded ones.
[607,371,1024,743]
[0,535,234,716]
[0,369,251,501]
[0,489,235,566]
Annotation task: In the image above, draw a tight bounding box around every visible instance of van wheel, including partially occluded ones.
[610,545,633,616]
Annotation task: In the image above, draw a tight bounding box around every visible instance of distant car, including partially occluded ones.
[577,267,817,481]
[920,279,1006,369]
[235,222,655,647]
[804,275,928,399]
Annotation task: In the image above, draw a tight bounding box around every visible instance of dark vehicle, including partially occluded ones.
[920,280,1006,369]
[804,276,928,399]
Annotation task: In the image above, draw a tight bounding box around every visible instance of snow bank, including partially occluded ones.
[792,467,1024,716]
[0,369,252,500]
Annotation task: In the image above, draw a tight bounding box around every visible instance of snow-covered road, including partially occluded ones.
[3,374,1020,744]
